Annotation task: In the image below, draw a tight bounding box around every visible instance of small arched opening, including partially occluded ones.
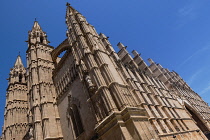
[56,50,68,64]
[40,36,44,43]
[19,74,23,83]
[58,50,67,58]
[51,39,71,66]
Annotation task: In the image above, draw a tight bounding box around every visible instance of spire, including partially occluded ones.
[66,2,81,17]
[14,55,24,69]
[28,20,49,44]
[66,2,72,17]
[9,55,26,84]
[31,21,43,32]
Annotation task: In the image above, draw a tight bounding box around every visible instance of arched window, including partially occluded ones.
[19,74,23,83]
[70,104,84,137]
[40,36,44,43]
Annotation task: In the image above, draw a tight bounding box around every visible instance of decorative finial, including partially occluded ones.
[35,18,37,22]
[18,51,20,56]
[66,2,70,6]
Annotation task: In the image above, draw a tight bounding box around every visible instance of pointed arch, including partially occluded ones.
[69,104,84,137]
[51,38,71,64]
[66,95,84,138]
[40,36,44,43]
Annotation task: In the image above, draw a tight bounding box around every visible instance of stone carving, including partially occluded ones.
[85,74,96,92]
[80,60,88,73]
[28,126,34,140]
[2,3,210,140]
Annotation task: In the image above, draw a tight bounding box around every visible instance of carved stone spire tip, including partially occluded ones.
[13,55,24,69]
[31,20,43,32]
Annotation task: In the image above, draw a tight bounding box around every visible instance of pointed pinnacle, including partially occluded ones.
[14,55,24,68]
[31,21,42,32]
[66,2,80,15]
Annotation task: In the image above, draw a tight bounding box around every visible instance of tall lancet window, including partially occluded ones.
[70,104,84,137]
[40,36,44,43]
[19,74,23,83]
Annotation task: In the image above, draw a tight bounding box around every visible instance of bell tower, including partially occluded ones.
[1,55,28,140]
[26,21,63,140]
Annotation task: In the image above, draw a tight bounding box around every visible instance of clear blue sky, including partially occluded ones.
[0,0,210,133]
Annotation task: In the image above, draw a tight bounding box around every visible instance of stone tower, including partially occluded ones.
[55,4,160,139]
[1,3,210,140]
[1,55,28,140]
[25,21,63,140]
[58,3,209,139]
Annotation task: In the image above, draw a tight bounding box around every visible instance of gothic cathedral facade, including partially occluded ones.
[1,3,210,140]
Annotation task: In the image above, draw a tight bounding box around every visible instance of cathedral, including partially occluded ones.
[1,3,210,140]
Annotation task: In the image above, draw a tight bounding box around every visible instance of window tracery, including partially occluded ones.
[66,95,84,138]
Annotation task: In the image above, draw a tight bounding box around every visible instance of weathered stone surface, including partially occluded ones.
[1,3,210,140]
